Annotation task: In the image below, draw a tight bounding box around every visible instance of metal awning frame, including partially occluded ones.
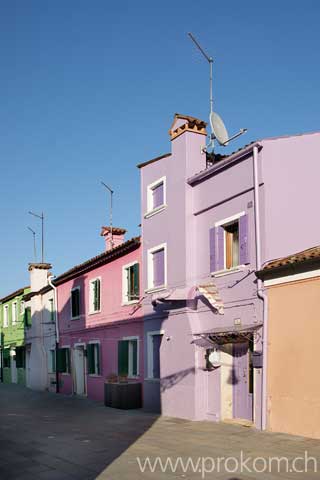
[192,323,263,347]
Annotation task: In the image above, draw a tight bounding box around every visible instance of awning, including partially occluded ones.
[197,283,224,314]
[192,323,263,346]
[152,286,197,303]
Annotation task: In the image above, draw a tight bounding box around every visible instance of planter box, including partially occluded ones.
[104,382,142,409]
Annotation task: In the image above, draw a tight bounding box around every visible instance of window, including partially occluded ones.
[89,278,101,313]
[118,337,139,378]
[146,177,166,216]
[147,244,166,290]
[147,331,163,379]
[123,262,140,304]
[71,288,80,319]
[3,349,10,368]
[3,305,9,327]
[49,298,55,323]
[16,347,25,369]
[210,213,249,273]
[12,302,17,325]
[48,349,56,373]
[87,343,101,375]
[20,300,25,315]
[57,348,70,374]
[24,307,32,328]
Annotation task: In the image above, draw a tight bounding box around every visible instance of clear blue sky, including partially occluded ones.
[0,0,319,297]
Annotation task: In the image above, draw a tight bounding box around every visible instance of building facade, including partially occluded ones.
[24,263,57,392]
[139,114,320,428]
[257,246,320,439]
[55,227,143,402]
[0,286,30,385]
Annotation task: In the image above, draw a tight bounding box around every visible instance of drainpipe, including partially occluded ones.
[48,275,59,393]
[253,145,268,430]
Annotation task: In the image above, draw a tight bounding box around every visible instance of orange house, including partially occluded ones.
[257,246,320,439]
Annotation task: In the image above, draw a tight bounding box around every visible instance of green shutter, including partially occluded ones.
[132,340,138,376]
[24,307,31,327]
[16,347,25,369]
[57,348,66,373]
[96,344,101,375]
[133,263,140,300]
[118,340,128,376]
[87,344,95,374]
[71,289,80,318]
[93,280,100,311]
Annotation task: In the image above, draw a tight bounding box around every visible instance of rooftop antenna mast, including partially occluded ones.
[101,181,114,248]
[28,211,44,263]
[27,227,37,262]
[188,32,247,152]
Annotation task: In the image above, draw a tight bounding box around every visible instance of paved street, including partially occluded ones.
[1,384,320,479]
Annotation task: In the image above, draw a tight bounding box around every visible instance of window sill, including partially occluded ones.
[88,374,101,378]
[144,377,160,382]
[61,372,70,376]
[211,265,247,278]
[145,285,167,294]
[127,375,140,380]
[144,204,167,219]
[71,316,81,321]
[122,300,140,306]
[88,310,101,315]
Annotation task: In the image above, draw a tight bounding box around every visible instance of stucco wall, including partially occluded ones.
[267,275,320,438]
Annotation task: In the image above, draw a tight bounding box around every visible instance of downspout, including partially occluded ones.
[48,275,59,393]
[253,145,268,430]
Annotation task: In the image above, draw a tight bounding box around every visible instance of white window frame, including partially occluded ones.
[48,349,56,373]
[146,330,164,380]
[122,261,139,305]
[89,277,101,314]
[70,286,81,319]
[3,305,9,328]
[122,336,139,378]
[12,302,17,325]
[214,211,245,273]
[145,176,167,218]
[87,340,101,376]
[146,243,167,292]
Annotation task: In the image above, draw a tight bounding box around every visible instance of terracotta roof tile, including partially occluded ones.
[261,246,320,272]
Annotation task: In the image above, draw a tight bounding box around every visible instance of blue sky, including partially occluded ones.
[0,0,319,296]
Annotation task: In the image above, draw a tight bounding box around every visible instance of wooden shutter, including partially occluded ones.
[133,263,139,300]
[132,340,138,376]
[71,289,80,318]
[217,226,225,270]
[239,214,249,265]
[24,307,31,327]
[93,280,101,311]
[118,340,129,376]
[209,227,216,272]
[87,344,94,374]
[57,348,66,373]
[96,344,101,375]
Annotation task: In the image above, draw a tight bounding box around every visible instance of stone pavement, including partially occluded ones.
[0,383,320,479]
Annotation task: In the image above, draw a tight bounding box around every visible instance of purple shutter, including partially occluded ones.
[217,226,225,270]
[152,334,162,378]
[209,227,216,273]
[153,183,164,209]
[239,214,249,265]
[153,249,165,287]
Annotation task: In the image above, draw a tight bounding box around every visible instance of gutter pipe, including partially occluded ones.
[48,275,59,393]
[253,145,268,430]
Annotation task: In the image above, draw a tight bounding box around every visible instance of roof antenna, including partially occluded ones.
[188,32,247,152]
[28,211,44,263]
[101,181,114,248]
[27,227,37,262]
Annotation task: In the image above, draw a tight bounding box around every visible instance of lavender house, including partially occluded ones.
[139,114,320,429]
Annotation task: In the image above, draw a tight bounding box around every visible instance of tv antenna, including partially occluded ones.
[101,181,114,248]
[188,32,247,152]
[27,227,37,262]
[28,211,44,263]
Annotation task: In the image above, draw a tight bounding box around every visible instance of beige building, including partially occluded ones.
[257,246,320,439]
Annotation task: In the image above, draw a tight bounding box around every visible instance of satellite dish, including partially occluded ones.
[210,112,229,146]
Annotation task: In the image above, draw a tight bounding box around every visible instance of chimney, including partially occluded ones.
[28,263,52,292]
[169,113,207,177]
[100,226,126,251]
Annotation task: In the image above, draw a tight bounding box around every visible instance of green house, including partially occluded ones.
[0,286,30,385]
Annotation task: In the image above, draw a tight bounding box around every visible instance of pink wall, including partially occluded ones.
[56,243,144,402]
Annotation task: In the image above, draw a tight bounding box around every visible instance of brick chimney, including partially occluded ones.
[169,113,207,177]
[28,263,52,292]
[100,226,126,251]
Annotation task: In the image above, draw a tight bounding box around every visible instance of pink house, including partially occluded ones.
[54,227,143,402]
